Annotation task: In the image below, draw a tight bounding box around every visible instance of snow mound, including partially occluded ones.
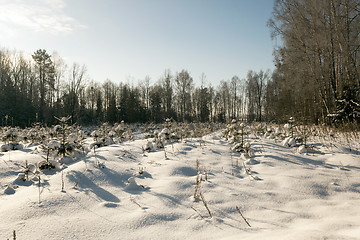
[297,145,307,154]
[125,177,144,191]
[244,158,260,165]
[170,166,197,177]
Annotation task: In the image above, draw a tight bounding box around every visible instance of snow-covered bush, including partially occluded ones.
[90,124,116,149]
[27,128,41,144]
[38,159,60,170]
[142,141,153,152]
[282,136,296,147]
[91,130,100,141]
[297,145,307,154]
[0,128,24,152]
[115,120,126,139]
[233,141,254,158]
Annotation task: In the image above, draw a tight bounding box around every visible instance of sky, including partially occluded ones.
[0,0,276,86]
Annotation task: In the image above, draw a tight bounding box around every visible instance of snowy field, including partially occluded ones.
[0,122,360,240]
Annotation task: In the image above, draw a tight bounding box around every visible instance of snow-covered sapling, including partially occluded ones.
[54,116,74,158]
[115,120,126,140]
[282,117,297,147]
[27,127,40,144]
[296,121,310,149]
[38,140,59,170]
[288,117,295,137]
[20,160,36,181]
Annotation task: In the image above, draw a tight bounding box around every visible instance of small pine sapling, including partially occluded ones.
[20,160,36,181]
[55,116,73,158]
[39,144,55,170]
[297,119,310,149]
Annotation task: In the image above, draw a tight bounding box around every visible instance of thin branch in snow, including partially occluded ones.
[191,206,204,219]
[236,206,251,227]
[200,192,212,218]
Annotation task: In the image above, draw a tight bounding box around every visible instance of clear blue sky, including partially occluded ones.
[0,0,276,85]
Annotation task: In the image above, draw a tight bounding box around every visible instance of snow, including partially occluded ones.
[0,125,360,239]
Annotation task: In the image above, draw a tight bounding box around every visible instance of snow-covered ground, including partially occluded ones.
[0,125,360,239]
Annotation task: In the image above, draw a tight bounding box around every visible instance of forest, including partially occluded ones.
[0,0,359,127]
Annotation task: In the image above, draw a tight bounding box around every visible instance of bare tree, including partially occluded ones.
[268,0,360,123]
[63,63,87,121]
[174,70,193,121]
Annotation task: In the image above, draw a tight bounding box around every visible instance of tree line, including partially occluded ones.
[0,48,272,127]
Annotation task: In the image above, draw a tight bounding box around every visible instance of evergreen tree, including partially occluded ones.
[32,49,55,122]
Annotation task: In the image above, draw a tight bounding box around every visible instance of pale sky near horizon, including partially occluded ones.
[0,0,276,86]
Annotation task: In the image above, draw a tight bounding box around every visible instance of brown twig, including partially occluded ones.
[191,206,204,219]
[200,192,212,218]
[236,206,251,227]
[130,196,142,208]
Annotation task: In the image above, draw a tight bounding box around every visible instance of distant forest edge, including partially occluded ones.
[1,0,360,127]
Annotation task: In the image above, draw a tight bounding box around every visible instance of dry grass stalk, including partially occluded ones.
[61,170,65,192]
[38,176,41,204]
[194,174,201,200]
[236,206,251,227]
[196,159,200,173]
[130,196,142,208]
[242,162,257,180]
[200,192,212,218]
[191,206,204,219]
[164,145,168,159]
